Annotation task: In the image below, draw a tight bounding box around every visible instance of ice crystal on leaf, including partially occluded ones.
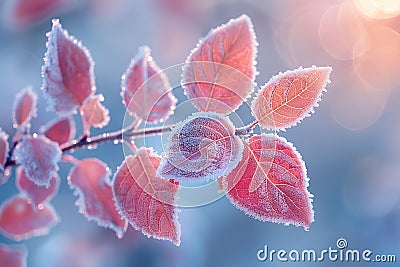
[68,158,128,238]
[13,135,61,187]
[182,15,257,114]
[252,66,332,130]
[157,112,243,183]
[41,116,75,145]
[41,19,95,115]
[223,134,314,229]
[112,148,181,246]
[16,168,59,208]
[81,94,110,129]
[121,46,177,124]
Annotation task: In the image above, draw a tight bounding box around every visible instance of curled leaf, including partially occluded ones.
[0,243,27,267]
[182,14,257,114]
[157,112,243,183]
[41,19,95,115]
[41,116,75,145]
[112,148,181,246]
[81,94,110,129]
[68,158,127,238]
[12,86,37,129]
[0,195,59,241]
[252,66,332,130]
[223,134,314,230]
[13,135,61,187]
[16,168,60,207]
[121,46,177,123]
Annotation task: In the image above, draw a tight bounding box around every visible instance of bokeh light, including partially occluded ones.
[319,2,369,61]
[352,0,400,20]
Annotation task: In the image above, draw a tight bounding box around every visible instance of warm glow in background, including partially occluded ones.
[0,0,399,266]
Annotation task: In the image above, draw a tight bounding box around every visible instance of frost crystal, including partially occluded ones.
[41,19,95,115]
[157,112,243,183]
[13,135,61,187]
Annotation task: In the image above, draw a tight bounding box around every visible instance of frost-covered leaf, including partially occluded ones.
[112,148,181,246]
[157,112,243,183]
[121,46,177,123]
[16,167,60,207]
[81,94,110,129]
[68,158,127,238]
[41,19,95,115]
[182,15,257,114]
[12,86,37,129]
[41,116,75,145]
[0,195,59,240]
[13,135,61,187]
[2,0,66,31]
[0,243,27,267]
[0,129,9,168]
[223,134,314,230]
[252,66,332,130]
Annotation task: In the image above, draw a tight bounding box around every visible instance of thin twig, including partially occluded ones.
[3,120,259,170]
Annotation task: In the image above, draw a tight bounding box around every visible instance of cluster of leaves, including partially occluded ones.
[0,15,331,266]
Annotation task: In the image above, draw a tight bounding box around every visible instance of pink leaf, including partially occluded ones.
[81,94,110,129]
[41,116,75,145]
[157,112,243,183]
[121,46,177,124]
[16,168,60,207]
[182,15,257,114]
[0,244,27,267]
[112,148,181,246]
[2,0,66,31]
[223,134,314,230]
[41,19,95,115]
[68,158,128,238]
[13,135,61,187]
[0,129,9,168]
[252,66,332,130]
[0,195,59,240]
[12,86,37,129]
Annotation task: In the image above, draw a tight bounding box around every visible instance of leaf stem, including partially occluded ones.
[234,120,258,136]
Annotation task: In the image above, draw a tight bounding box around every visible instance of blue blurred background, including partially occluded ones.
[0,0,400,266]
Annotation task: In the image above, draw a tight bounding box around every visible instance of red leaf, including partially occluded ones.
[112,148,181,246]
[121,46,177,123]
[2,0,66,31]
[0,244,27,267]
[68,158,128,238]
[16,168,60,207]
[81,94,110,129]
[13,135,61,187]
[252,66,332,130]
[0,129,9,168]
[42,19,95,115]
[0,195,59,240]
[182,15,257,114]
[12,86,37,129]
[223,134,314,230]
[157,112,243,183]
[41,116,75,145]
